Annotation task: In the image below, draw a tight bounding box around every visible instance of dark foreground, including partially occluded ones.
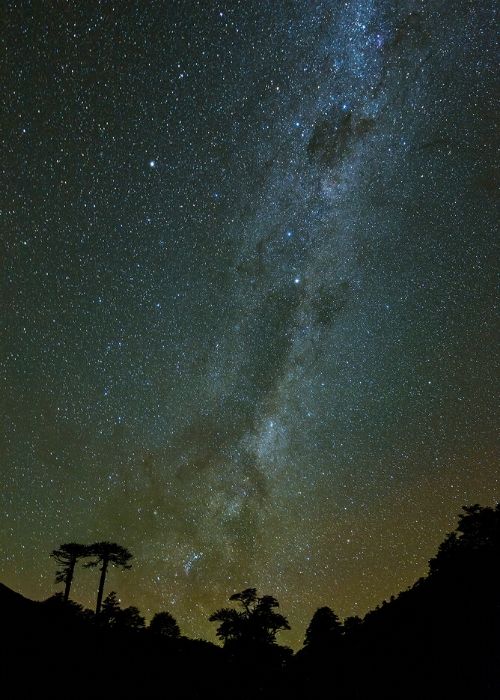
[2,504,499,699]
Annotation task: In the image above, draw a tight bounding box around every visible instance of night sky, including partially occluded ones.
[1,1,498,648]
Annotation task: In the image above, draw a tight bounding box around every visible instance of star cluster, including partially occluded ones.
[1,1,497,648]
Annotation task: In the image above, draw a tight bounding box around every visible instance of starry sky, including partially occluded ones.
[1,1,498,648]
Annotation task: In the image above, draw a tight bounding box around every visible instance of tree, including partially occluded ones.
[84,542,133,614]
[429,503,500,577]
[343,615,362,634]
[304,606,343,648]
[209,587,290,647]
[100,591,145,630]
[50,543,88,602]
[149,611,181,638]
[100,591,121,626]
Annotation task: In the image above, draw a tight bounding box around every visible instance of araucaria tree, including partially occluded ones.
[50,543,88,602]
[85,542,133,614]
[209,588,290,647]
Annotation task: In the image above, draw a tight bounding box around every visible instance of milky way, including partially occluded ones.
[1,1,497,647]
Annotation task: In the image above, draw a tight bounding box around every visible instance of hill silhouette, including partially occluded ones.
[1,503,499,699]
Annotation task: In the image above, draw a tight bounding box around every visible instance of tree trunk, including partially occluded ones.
[63,558,76,602]
[95,559,108,614]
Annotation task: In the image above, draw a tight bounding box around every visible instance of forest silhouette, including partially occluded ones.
[2,503,499,699]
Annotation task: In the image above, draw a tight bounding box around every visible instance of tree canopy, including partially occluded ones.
[149,611,181,638]
[429,503,500,576]
[209,587,290,647]
[50,542,88,602]
[84,542,133,614]
[304,606,343,647]
[85,542,133,570]
[100,591,145,631]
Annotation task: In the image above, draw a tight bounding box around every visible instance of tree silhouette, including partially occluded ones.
[50,543,88,602]
[304,606,343,647]
[100,590,122,626]
[84,542,133,614]
[149,611,181,638]
[209,587,290,646]
[429,503,500,576]
[343,615,362,633]
[100,591,144,630]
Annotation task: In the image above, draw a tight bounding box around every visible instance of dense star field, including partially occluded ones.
[1,1,497,648]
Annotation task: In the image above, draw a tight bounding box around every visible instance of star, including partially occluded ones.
[2,0,496,652]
